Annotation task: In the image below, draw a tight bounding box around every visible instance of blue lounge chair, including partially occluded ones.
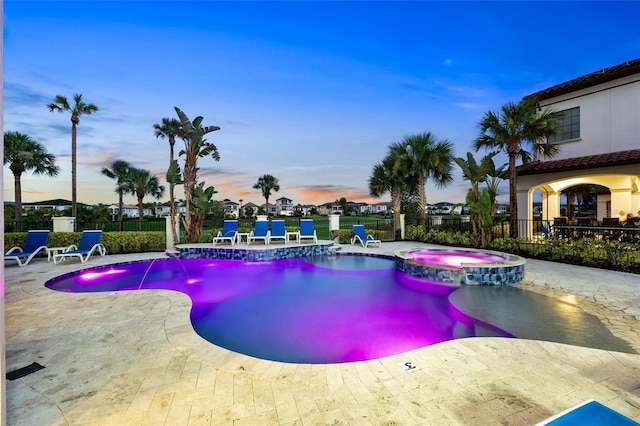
[298,219,317,244]
[53,230,106,264]
[268,220,287,244]
[4,229,50,266]
[351,225,381,248]
[213,220,238,245]
[247,221,269,245]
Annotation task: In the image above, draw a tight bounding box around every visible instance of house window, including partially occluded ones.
[549,107,580,143]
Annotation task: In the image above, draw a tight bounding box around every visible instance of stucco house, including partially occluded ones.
[517,58,640,234]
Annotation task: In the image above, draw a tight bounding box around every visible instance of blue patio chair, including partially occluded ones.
[247,221,269,245]
[4,229,50,266]
[213,220,238,245]
[268,220,287,244]
[53,230,107,264]
[298,219,318,244]
[351,224,381,248]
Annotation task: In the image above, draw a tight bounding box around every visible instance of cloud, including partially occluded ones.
[290,184,378,204]
[3,81,51,107]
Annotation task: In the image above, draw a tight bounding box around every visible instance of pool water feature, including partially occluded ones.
[395,248,526,286]
[45,256,511,364]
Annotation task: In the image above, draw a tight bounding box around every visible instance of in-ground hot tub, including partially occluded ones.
[394,247,525,286]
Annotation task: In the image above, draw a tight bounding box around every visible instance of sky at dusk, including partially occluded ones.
[3,1,640,208]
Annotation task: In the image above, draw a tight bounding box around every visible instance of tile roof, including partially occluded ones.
[518,149,640,176]
[526,58,640,101]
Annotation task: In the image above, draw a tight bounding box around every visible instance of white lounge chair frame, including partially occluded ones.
[4,229,50,266]
[351,225,382,248]
[298,219,318,243]
[213,220,238,246]
[247,221,269,245]
[268,220,287,245]
[53,230,107,264]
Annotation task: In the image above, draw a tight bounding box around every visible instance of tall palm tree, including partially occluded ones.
[4,131,60,231]
[474,96,561,238]
[400,132,454,227]
[369,142,412,232]
[126,168,165,231]
[253,174,280,217]
[174,107,221,243]
[100,160,132,231]
[153,117,182,244]
[47,93,99,220]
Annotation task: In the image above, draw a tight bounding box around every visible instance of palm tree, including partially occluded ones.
[153,117,183,244]
[474,97,561,238]
[484,158,508,215]
[100,160,131,231]
[369,142,412,232]
[174,107,221,243]
[4,131,60,231]
[253,174,280,216]
[454,152,498,247]
[47,93,99,219]
[400,132,454,227]
[126,168,165,231]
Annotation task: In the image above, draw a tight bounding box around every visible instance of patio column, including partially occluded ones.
[611,188,633,219]
[541,190,561,222]
[516,188,531,237]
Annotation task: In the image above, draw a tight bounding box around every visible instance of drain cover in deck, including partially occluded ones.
[6,362,45,380]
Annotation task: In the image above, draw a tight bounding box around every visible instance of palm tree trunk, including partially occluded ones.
[182,157,198,243]
[138,197,144,232]
[118,191,124,231]
[416,172,427,228]
[13,172,23,232]
[391,186,401,235]
[71,122,77,222]
[169,138,178,245]
[508,152,518,238]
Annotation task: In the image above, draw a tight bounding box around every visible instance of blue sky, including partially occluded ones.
[4,1,640,208]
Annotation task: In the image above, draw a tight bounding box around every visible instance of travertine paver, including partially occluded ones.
[4,243,640,425]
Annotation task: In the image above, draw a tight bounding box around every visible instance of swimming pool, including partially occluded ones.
[45,255,511,364]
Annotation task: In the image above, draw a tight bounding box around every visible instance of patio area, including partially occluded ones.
[5,242,640,424]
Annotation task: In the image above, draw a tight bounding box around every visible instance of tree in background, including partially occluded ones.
[153,117,183,244]
[3,131,60,231]
[47,93,99,219]
[174,107,221,243]
[126,168,165,231]
[474,97,561,238]
[253,174,280,217]
[454,152,499,248]
[369,142,413,233]
[399,132,454,228]
[483,159,508,215]
[100,160,132,231]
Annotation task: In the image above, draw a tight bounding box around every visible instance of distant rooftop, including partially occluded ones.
[526,58,640,101]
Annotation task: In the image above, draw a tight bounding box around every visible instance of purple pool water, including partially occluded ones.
[45,256,509,364]
[407,249,505,269]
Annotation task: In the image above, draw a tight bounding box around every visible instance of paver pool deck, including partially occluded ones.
[5,241,640,425]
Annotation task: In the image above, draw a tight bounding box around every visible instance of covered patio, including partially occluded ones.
[516,149,640,236]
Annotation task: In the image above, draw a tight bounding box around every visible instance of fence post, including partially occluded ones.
[400,214,405,240]
[53,217,75,232]
[328,214,340,236]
